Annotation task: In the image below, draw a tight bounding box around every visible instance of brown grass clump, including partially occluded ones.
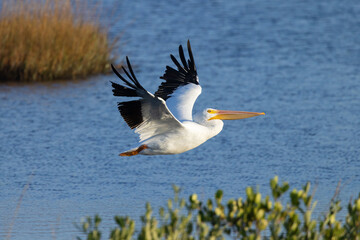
[0,0,118,82]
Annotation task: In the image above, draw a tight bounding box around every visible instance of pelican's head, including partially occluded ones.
[206,108,265,121]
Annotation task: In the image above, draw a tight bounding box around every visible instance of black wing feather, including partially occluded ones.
[121,66,135,82]
[110,59,146,129]
[111,81,137,97]
[178,45,188,69]
[155,40,199,101]
[170,54,187,74]
[111,64,136,89]
[126,57,143,90]
[117,100,143,129]
[187,40,196,72]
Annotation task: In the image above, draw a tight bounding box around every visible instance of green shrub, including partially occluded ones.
[0,0,118,82]
[77,177,360,240]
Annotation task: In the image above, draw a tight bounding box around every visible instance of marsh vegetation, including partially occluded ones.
[78,177,360,240]
[0,0,118,82]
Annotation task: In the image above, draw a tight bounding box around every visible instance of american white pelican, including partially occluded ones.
[111,40,265,156]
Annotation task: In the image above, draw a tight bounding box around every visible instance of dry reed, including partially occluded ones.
[0,0,118,82]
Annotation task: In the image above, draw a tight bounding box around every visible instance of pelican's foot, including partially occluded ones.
[119,144,148,157]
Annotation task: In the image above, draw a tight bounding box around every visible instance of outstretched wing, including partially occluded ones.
[111,58,183,142]
[155,40,202,122]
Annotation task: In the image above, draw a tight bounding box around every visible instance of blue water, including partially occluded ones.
[1,0,360,239]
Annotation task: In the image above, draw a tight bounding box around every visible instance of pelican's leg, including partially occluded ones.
[119,144,148,156]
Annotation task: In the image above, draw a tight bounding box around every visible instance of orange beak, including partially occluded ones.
[208,109,265,120]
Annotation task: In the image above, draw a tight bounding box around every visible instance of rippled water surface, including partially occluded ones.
[1,0,360,239]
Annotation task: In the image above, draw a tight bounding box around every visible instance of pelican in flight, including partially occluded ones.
[111,40,264,156]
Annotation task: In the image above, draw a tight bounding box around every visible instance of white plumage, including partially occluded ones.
[166,84,201,121]
[110,40,264,156]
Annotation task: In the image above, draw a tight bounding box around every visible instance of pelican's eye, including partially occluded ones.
[207,109,215,114]
[207,109,218,114]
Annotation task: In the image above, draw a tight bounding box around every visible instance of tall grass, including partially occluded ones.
[0,0,118,82]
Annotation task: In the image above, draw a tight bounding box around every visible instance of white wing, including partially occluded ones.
[111,40,200,142]
[155,40,201,121]
[165,84,201,121]
[111,57,184,142]
[134,93,184,142]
